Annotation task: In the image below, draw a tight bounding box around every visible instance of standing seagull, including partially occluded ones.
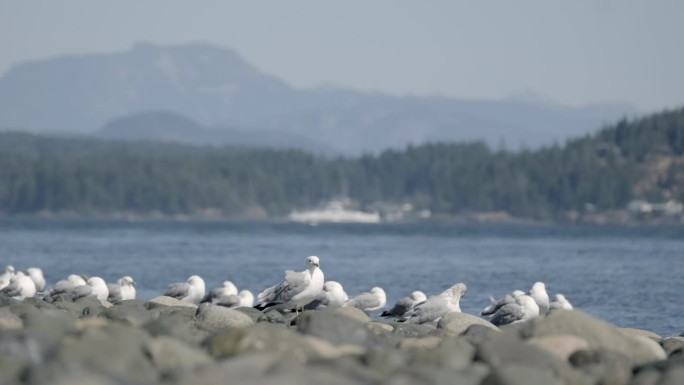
[107,276,137,303]
[344,287,387,314]
[529,282,550,315]
[381,290,427,318]
[26,268,46,293]
[164,275,206,305]
[255,256,324,313]
[402,283,467,324]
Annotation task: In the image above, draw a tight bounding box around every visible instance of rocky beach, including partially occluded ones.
[0,294,681,385]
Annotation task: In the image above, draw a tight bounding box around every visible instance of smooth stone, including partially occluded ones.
[52,296,106,318]
[389,322,439,338]
[205,323,352,362]
[362,348,409,377]
[437,312,499,335]
[21,309,79,348]
[661,337,684,357]
[233,307,264,323]
[22,297,58,311]
[0,356,25,384]
[526,335,590,360]
[518,309,666,366]
[146,296,198,309]
[399,336,442,350]
[480,364,563,385]
[23,361,122,385]
[98,301,153,326]
[630,368,662,385]
[173,352,290,385]
[334,306,372,323]
[54,323,157,383]
[265,358,372,385]
[630,335,667,362]
[194,303,254,333]
[142,316,209,346]
[659,365,684,385]
[0,307,23,329]
[145,336,213,373]
[619,327,662,341]
[0,331,43,365]
[406,336,476,370]
[0,294,20,307]
[368,321,394,333]
[296,310,394,348]
[258,309,286,324]
[387,363,490,385]
[569,349,633,385]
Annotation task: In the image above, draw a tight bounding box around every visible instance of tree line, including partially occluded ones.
[0,107,682,219]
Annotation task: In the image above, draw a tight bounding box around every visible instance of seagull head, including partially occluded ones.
[187,275,204,285]
[411,291,427,302]
[530,282,547,293]
[445,283,467,298]
[307,256,320,268]
[120,276,136,286]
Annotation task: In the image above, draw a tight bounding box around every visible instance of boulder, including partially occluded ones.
[437,312,499,335]
[296,310,394,348]
[98,301,154,326]
[258,309,287,324]
[480,364,563,385]
[618,328,662,341]
[194,303,254,333]
[145,336,213,373]
[173,352,288,385]
[405,336,476,370]
[52,296,106,318]
[146,296,198,309]
[142,316,209,346]
[526,335,590,360]
[233,307,264,323]
[661,337,684,357]
[0,307,23,329]
[333,307,371,323]
[569,349,633,385]
[517,309,666,366]
[389,322,438,338]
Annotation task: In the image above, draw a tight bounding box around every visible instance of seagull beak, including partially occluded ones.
[132,280,137,286]
[313,261,320,268]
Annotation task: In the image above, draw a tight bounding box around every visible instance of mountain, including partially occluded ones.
[98,110,336,153]
[0,42,639,154]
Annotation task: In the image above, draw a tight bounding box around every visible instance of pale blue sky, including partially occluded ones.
[1,0,682,111]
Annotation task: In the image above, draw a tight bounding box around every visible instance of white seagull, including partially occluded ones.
[201,280,239,303]
[107,276,137,302]
[1,271,37,300]
[214,290,255,308]
[381,290,427,318]
[529,282,550,315]
[549,293,573,311]
[344,287,387,314]
[403,283,467,324]
[71,277,109,302]
[488,294,540,326]
[305,281,349,310]
[164,275,206,305]
[26,267,46,292]
[255,256,324,313]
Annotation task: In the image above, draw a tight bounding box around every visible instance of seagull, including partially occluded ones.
[529,282,550,315]
[163,275,206,305]
[549,293,573,311]
[201,281,238,303]
[481,290,525,316]
[304,281,349,310]
[71,277,109,302]
[344,287,387,314]
[380,290,427,318]
[214,290,255,308]
[1,271,37,300]
[26,268,46,292]
[0,265,16,290]
[488,294,540,326]
[255,256,324,313]
[107,276,137,303]
[49,274,87,296]
[402,283,467,324]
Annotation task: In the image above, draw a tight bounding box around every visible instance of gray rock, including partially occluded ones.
[194,303,254,333]
[142,316,209,346]
[362,348,409,378]
[23,361,122,385]
[629,368,662,385]
[618,327,662,341]
[387,363,490,385]
[98,301,153,326]
[460,324,502,347]
[146,296,198,309]
[53,323,157,383]
[0,356,25,385]
[145,336,213,373]
[334,306,372,323]
[205,323,336,361]
[0,293,20,307]
[526,335,590,360]
[21,309,79,350]
[569,349,633,385]
[661,337,684,357]
[390,322,439,338]
[258,309,287,324]
[437,312,499,335]
[518,309,666,366]
[296,310,394,348]
[0,307,23,329]
[233,307,264,323]
[481,364,563,385]
[0,331,43,365]
[659,365,684,385]
[406,336,476,370]
[173,352,289,385]
[52,296,105,318]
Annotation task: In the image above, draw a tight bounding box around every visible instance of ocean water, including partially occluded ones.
[1,218,682,336]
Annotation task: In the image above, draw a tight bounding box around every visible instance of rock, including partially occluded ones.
[460,324,502,347]
[173,352,289,385]
[629,335,667,362]
[619,328,662,341]
[0,307,23,329]
[362,348,409,378]
[629,368,662,385]
[53,323,157,383]
[333,306,371,323]
[143,316,209,346]
[399,336,442,350]
[518,309,666,366]
[24,361,122,385]
[526,335,590,360]
[569,349,633,385]
[52,296,106,318]
[368,322,394,333]
[233,307,264,323]
[296,310,394,348]
[437,312,499,335]
[0,331,43,365]
[98,301,153,326]
[21,309,78,349]
[661,337,684,357]
[406,336,476,370]
[194,303,254,333]
[0,356,24,385]
[387,363,490,385]
[258,309,286,324]
[659,365,684,385]
[389,322,438,338]
[205,323,355,362]
[146,296,198,309]
[481,364,563,385]
[145,336,213,373]
[0,293,20,307]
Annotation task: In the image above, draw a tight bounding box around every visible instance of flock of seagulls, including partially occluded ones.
[0,256,574,326]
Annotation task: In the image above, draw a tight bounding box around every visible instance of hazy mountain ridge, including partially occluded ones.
[0,42,639,154]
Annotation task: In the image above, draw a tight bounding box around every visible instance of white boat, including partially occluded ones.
[288,200,381,224]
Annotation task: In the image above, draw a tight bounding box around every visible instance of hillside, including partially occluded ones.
[0,108,681,222]
[0,43,637,154]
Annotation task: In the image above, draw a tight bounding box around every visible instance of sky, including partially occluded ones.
[1,1,683,112]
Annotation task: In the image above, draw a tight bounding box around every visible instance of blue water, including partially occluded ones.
[1,219,682,336]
